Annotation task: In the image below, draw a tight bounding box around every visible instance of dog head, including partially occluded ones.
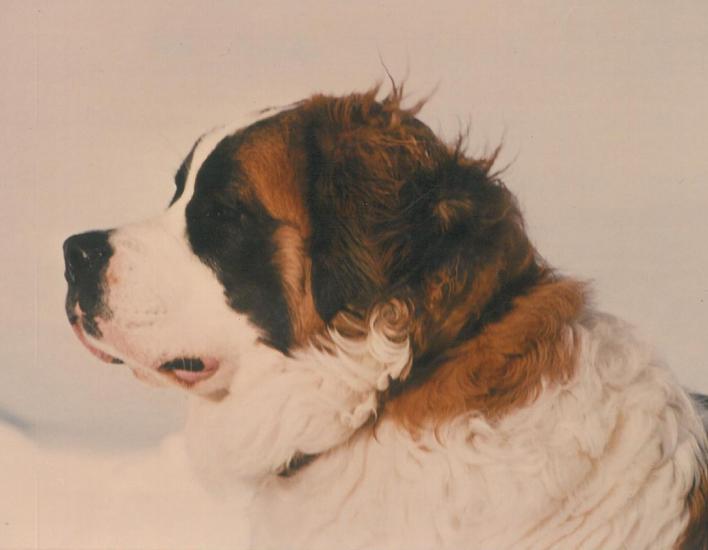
[64,88,558,471]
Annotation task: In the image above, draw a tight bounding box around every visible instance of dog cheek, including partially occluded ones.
[104,250,171,326]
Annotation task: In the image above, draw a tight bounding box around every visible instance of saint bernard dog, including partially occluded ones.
[64,87,707,549]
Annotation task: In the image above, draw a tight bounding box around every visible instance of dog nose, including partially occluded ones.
[63,230,112,285]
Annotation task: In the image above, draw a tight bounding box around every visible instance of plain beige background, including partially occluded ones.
[1,0,707,546]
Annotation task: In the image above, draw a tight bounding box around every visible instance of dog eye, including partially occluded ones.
[204,204,248,225]
[205,205,228,219]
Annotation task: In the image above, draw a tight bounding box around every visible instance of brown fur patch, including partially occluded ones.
[389,278,586,428]
[272,225,324,346]
[303,87,446,308]
[236,116,311,235]
[235,116,325,345]
[679,456,708,550]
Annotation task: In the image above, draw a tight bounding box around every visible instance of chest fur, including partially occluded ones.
[249,315,705,550]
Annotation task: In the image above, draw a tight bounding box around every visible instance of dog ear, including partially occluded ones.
[302,89,437,322]
[304,99,382,321]
[301,91,539,339]
[404,151,541,356]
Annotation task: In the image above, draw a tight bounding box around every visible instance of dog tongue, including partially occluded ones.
[159,357,218,384]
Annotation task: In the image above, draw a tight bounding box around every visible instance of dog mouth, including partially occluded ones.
[68,309,220,387]
[158,357,220,386]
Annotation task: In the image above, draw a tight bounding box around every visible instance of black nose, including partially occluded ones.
[63,230,113,285]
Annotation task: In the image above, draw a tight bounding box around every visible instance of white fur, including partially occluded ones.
[184,310,706,550]
[185,304,412,483]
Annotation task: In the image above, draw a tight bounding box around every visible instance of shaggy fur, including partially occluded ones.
[64,87,708,549]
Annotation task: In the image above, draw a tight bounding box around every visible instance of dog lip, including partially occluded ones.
[158,357,219,386]
[71,321,124,364]
[159,357,206,372]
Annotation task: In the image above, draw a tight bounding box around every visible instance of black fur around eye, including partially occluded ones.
[185,129,292,352]
[203,203,249,226]
[205,204,229,220]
